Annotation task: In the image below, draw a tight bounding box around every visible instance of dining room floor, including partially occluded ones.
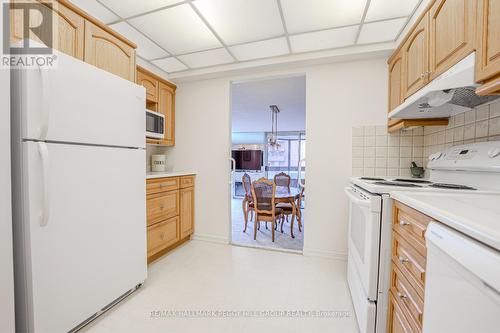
[82,240,357,333]
[231,198,304,252]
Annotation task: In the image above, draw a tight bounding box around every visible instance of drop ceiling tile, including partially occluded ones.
[358,18,407,44]
[281,0,366,34]
[290,26,358,53]
[152,57,188,73]
[230,38,289,61]
[109,22,168,60]
[129,5,221,55]
[366,0,420,22]
[178,48,234,68]
[99,0,184,19]
[193,0,284,45]
[68,0,119,24]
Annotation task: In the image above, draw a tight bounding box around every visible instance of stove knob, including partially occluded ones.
[488,147,500,158]
[428,152,442,161]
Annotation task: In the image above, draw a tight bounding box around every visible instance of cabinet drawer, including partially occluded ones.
[147,217,179,257]
[392,231,426,299]
[394,201,431,256]
[147,191,179,226]
[388,291,417,333]
[391,265,424,331]
[146,177,179,195]
[180,175,195,188]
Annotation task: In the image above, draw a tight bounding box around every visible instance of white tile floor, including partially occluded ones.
[83,241,358,333]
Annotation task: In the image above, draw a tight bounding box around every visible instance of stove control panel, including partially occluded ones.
[445,148,478,160]
[488,147,500,158]
[428,141,500,171]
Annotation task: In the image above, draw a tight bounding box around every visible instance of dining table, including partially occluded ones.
[274,186,301,238]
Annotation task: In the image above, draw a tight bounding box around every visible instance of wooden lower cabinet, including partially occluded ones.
[388,201,430,333]
[146,175,195,263]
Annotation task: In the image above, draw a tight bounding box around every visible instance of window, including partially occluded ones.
[266,132,305,185]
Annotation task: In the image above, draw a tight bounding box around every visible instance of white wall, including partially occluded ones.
[0,2,16,331]
[168,57,388,258]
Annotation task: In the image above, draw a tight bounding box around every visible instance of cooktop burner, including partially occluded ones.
[374,181,423,188]
[360,177,386,181]
[392,178,433,184]
[429,183,477,190]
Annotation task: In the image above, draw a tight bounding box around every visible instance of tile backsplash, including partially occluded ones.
[352,125,425,178]
[352,99,500,177]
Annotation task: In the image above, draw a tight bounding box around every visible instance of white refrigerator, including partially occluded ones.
[11,50,148,332]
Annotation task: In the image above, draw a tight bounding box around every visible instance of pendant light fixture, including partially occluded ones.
[268,105,280,149]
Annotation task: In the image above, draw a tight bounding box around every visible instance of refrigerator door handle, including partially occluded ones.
[39,66,50,140]
[38,142,50,226]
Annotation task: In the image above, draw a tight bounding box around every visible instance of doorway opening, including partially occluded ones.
[230,75,306,252]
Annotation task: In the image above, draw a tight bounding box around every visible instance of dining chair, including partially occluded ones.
[274,172,291,190]
[251,178,283,242]
[241,173,255,232]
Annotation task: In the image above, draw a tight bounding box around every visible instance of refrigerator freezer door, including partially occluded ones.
[14,50,145,148]
[22,141,147,332]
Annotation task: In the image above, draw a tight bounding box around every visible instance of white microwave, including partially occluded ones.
[146,110,165,139]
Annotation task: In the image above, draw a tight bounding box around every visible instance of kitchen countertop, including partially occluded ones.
[391,191,500,251]
[146,171,196,179]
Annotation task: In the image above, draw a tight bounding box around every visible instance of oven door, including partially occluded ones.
[344,185,381,301]
[145,111,164,139]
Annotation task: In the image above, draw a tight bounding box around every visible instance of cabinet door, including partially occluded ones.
[158,81,176,146]
[475,0,500,82]
[180,186,194,239]
[388,292,415,333]
[429,0,476,81]
[388,51,404,113]
[84,20,136,81]
[137,70,158,103]
[403,13,429,98]
[10,0,84,59]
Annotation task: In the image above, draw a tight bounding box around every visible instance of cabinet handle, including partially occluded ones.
[397,292,407,300]
[420,72,425,78]
[160,204,165,210]
[398,256,409,264]
[160,184,165,188]
[399,220,410,227]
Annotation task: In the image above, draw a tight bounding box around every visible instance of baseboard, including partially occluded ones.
[303,247,347,261]
[191,233,229,245]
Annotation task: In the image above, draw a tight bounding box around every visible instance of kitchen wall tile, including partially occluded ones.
[376,147,388,157]
[352,136,364,147]
[352,147,364,158]
[352,126,364,137]
[364,126,376,136]
[363,168,375,176]
[364,157,375,167]
[401,129,413,136]
[376,158,387,168]
[387,168,399,176]
[388,136,400,147]
[352,158,363,168]
[455,113,465,126]
[413,135,424,147]
[399,158,412,169]
[476,104,489,121]
[445,129,454,143]
[413,147,423,158]
[400,168,411,177]
[437,131,445,144]
[464,110,476,124]
[352,168,363,176]
[364,136,376,146]
[463,124,475,140]
[464,139,474,144]
[453,126,464,141]
[489,116,500,136]
[400,136,413,147]
[376,135,387,146]
[364,147,376,157]
[387,157,399,168]
[375,168,387,176]
[412,127,424,135]
[376,126,387,136]
[476,120,489,138]
[447,116,455,129]
[490,102,500,118]
[475,137,487,142]
[388,146,399,157]
[400,146,412,158]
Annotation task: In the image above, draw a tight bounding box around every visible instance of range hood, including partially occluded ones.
[388,53,499,119]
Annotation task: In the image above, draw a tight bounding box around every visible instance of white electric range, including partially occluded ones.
[344,141,500,333]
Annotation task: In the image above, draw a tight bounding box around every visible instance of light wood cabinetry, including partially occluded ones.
[10,0,85,60]
[429,0,477,81]
[388,50,404,113]
[146,175,195,263]
[9,0,137,81]
[475,0,500,95]
[402,13,429,98]
[388,201,431,333]
[137,66,177,146]
[84,21,136,81]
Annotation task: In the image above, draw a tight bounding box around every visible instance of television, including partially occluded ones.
[232,150,263,171]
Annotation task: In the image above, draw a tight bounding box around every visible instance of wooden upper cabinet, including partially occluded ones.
[429,0,476,81]
[388,51,404,113]
[158,81,176,146]
[137,69,159,103]
[475,0,500,83]
[84,21,136,81]
[403,13,429,98]
[10,0,84,60]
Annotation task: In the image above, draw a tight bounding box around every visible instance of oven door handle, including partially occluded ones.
[344,187,370,207]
